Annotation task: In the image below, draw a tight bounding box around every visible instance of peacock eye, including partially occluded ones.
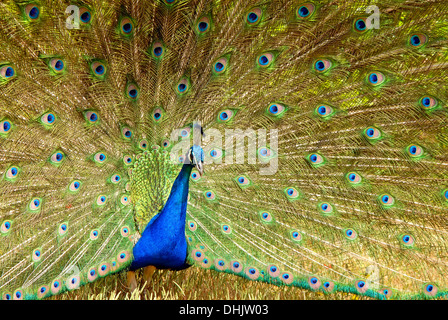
[50,151,65,165]
[69,180,81,192]
[97,195,107,206]
[406,144,424,158]
[314,59,332,73]
[25,4,40,20]
[257,53,274,67]
[120,18,134,35]
[0,119,12,134]
[41,112,56,125]
[204,190,216,200]
[267,103,286,117]
[379,193,395,207]
[419,96,438,110]
[5,166,20,181]
[319,202,333,214]
[29,198,42,211]
[196,16,210,34]
[49,59,65,73]
[346,172,362,185]
[246,8,262,25]
[409,33,427,48]
[297,3,315,19]
[0,65,15,80]
[79,7,91,24]
[176,79,189,94]
[121,127,132,139]
[153,108,164,122]
[367,72,385,86]
[91,61,106,77]
[152,42,164,58]
[344,228,357,240]
[127,84,139,99]
[315,105,334,119]
[354,17,368,32]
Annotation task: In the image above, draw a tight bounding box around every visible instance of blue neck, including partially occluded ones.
[130,163,193,270]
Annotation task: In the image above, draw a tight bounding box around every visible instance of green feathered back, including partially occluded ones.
[1,0,448,300]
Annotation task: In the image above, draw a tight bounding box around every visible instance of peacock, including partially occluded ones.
[1,0,448,301]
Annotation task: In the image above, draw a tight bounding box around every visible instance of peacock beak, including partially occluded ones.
[193,155,204,177]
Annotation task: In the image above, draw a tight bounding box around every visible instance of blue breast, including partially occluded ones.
[130,164,192,270]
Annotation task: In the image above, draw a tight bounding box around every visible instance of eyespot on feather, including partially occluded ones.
[196,16,210,34]
[13,289,23,300]
[0,65,16,80]
[25,4,40,20]
[280,272,293,284]
[37,285,50,299]
[213,57,228,74]
[1,220,12,234]
[257,52,274,68]
[87,268,97,282]
[344,228,357,240]
[409,33,427,48]
[58,222,68,236]
[419,96,438,110]
[29,197,42,212]
[379,193,395,207]
[406,144,424,158]
[354,17,368,32]
[69,180,81,192]
[49,58,65,73]
[424,283,438,297]
[268,265,280,278]
[51,279,62,294]
[120,17,134,35]
[91,61,106,78]
[90,229,99,240]
[290,230,302,242]
[126,84,139,99]
[188,220,197,231]
[93,152,107,164]
[5,166,20,181]
[50,151,65,165]
[309,276,321,290]
[79,7,92,24]
[152,42,165,58]
[153,108,164,122]
[98,263,111,277]
[346,172,362,185]
[260,211,273,223]
[267,103,286,117]
[319,202,333,214]
[230,260,243,273]
[176,78,190,94]
[307,153,324,166]
[246,8,262,25]
[0,119,12,134]
[41,112,56,126]
[117,250,131,263]
[314,59,332,73]
[355,279,369,293]
[121,127,132,139]
[66,275,80,290]
[322,280,335,293]
[400,234,415,246]
[367,72,385,86]
[297,3,315,19]
[215,258,228,271]
[245,267,260,280]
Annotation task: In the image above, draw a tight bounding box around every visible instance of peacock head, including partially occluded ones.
[187,144,204,177]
